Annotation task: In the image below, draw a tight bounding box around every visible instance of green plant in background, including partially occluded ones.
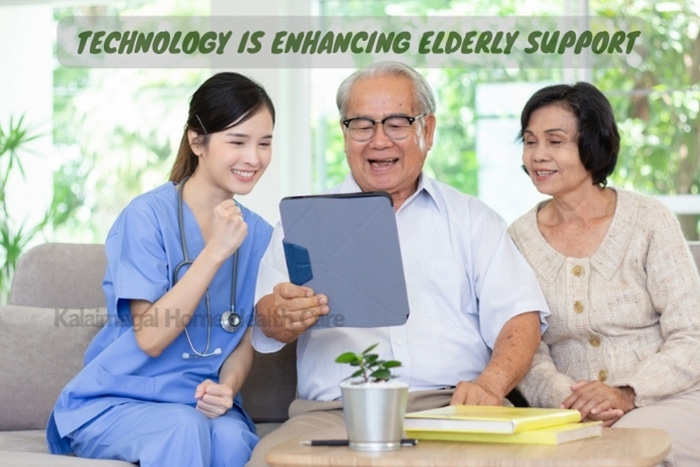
[335,343,402,383]
[52,4,212,245]
[0,114,45,301]
[0,113,88,303]
[0,115,39,210]
[595,0,700,239]
[316,0,700,239]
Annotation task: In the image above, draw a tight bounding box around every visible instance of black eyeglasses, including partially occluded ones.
[342,114,424,142]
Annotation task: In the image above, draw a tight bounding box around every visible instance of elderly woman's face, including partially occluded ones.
[522,103,592,197]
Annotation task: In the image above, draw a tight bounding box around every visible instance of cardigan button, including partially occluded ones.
[598,370,608,382]
[589,336,601,347]
[572,265,585,276]
[573,301,584,313]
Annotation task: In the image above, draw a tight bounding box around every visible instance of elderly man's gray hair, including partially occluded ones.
[335,61,437,117]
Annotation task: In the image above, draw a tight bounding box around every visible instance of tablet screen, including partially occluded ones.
[279,192,410,328]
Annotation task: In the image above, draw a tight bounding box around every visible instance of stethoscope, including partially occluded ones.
[173,176,242,359]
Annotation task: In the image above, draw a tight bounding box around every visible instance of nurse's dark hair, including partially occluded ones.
[169,72,275,182]
[518,81,619,187]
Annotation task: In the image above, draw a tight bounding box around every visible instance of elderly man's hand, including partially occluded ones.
[450,380,504,406]
[256,282,329,343]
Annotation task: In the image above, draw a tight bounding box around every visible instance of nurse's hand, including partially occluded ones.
[194,379,234,418]
[207,199,248,264]
[255,282,329,343]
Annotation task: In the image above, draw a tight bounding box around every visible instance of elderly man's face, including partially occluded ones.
[342,75,435,209]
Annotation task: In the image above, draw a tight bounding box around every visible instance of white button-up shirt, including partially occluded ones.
[253,174,549,401]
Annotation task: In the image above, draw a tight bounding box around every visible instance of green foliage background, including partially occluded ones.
[316,0,700,237]
[2,0,699,302]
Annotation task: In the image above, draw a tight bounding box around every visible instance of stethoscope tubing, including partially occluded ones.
[173,176,241,359]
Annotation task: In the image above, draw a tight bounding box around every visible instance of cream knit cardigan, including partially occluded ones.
[509,188,700,408]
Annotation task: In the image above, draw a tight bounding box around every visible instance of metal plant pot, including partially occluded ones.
[340,380,409,451]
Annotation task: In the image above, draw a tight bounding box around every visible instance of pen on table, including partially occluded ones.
[301,439,418,447]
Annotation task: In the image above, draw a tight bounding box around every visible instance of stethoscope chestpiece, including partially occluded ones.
[220,310,242,333]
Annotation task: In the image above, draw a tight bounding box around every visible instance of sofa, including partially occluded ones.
[0,243,297,466]
[2,241,700,466]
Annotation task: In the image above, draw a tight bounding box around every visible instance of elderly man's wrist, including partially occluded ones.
[473,375,507,401]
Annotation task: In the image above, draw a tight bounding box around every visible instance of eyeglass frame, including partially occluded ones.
[341,114,425,142]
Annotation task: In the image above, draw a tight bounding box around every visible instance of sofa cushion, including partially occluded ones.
[0,306,105,431]
[9,243,107,309]
[0,449,133,466]
[0,429,51,453]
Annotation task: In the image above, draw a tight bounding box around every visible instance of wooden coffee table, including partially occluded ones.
[266,426,671,466]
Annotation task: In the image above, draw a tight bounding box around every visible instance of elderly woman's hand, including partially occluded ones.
[560,380,635,427]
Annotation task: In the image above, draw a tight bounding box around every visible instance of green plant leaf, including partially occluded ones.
[336,343,401,383]
[383,360,402,368]
[364,354,379,365]
[0,113,42,181]
[361,343,378,355]
[370,369,391,381]
[335,352,359,364]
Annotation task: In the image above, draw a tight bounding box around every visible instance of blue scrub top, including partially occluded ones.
[47,182,272,454]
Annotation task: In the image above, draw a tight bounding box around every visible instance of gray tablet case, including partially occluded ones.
[279,192,410,328]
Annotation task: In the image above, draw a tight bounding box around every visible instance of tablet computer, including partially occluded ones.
[279,191,410,328]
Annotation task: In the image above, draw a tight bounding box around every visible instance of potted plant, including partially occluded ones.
[335,343,408,451]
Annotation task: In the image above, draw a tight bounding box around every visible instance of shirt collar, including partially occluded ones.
[514,208,565,284]
[337,174,362,192]
[338,172,442,213]
[516,188,636,282]
[589,188,637,279]
[399,173,442,213]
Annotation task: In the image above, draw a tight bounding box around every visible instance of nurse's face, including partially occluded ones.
[190,108,274,196]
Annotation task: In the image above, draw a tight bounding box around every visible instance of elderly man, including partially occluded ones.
[247,62,549,466]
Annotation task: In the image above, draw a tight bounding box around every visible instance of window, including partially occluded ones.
[0,0,211,300]
[1,0,699,301]
[311,0,700,236]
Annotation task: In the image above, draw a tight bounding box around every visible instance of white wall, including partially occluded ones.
[0,4,54,230]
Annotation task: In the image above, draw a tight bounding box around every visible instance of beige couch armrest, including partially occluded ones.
[0,306,105,431]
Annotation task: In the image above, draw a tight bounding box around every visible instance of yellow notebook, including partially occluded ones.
[405,421,602,445]
[404,405,581,434]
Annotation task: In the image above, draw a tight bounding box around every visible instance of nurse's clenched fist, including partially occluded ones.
[208,199,247,263]
[194,379,234,419]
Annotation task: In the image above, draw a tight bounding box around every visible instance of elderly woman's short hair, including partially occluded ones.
[518,82,620,186]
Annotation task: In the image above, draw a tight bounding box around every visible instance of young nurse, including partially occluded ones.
[46,72,275,467]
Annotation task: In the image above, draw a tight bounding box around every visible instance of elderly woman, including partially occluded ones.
[508,82,700,466]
